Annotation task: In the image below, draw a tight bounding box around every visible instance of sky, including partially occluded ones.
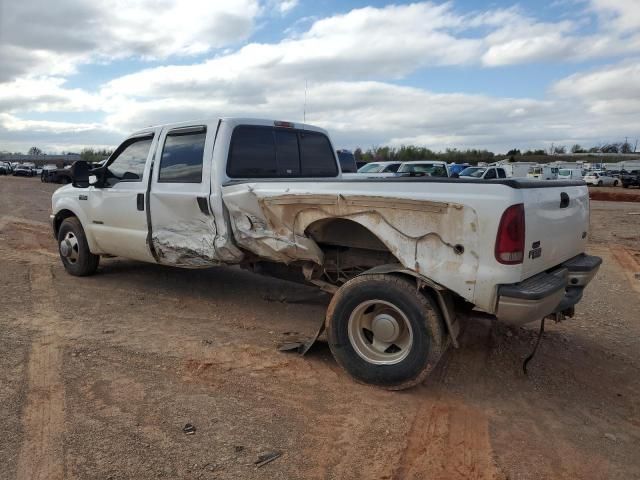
[0,0,639,154]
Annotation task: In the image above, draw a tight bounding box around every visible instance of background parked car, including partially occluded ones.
[621,170,640,188]
[13,164,35,177]
[583,172,619,186]
[357,161,402,174]
[0,162,12,175]
[396,160,450,177]
[457,165,507,179]
[40,165,58,182]
[41,165,73,184]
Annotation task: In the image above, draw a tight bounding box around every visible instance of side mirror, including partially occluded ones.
[71,160,90,188]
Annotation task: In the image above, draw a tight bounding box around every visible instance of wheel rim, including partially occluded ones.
[348,300,414,365]
[59,232,80,264]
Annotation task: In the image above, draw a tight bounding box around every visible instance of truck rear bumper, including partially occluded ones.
[496,254,601,326]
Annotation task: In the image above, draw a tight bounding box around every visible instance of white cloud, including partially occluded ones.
[0,77,102,113]
[552,61,640,118]
[0,113,122,153]
[590,0,640,32]
[0,0,261,81]
[2,1,640,153]
[273,0,299,14]
[553,62,640,100]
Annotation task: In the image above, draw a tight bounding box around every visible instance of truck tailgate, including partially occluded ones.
[520,184,589,278]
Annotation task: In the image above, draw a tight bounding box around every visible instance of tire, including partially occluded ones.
[613,180,619,187]
[326,274,446,390]
[598,180,603,186]
[57,217,99,276]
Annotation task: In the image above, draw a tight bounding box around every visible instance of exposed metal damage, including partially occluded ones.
[222,187,480,301]
[152,217,222,267]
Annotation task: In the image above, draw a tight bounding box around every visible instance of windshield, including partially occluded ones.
[459,167,486,178]
[397,163,448,177]
[358,163,383,173]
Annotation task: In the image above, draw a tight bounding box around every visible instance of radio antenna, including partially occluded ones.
[303,80,308,123]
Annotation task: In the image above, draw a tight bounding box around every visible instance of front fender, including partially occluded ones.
[52,196,102,254]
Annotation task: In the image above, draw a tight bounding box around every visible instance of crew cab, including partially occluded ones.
[51,118,601,389]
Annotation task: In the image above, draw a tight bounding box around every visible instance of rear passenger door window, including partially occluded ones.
[227,125,338,178]
[497,168,507,178]
[484,168,497,179]
[158,127,206,183]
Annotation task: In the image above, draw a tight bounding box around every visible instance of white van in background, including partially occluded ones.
[528,165,559,180]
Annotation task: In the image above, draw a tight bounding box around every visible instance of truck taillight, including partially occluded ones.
[495,203,525,265]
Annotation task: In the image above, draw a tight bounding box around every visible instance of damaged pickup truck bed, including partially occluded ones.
[51,118,601,389]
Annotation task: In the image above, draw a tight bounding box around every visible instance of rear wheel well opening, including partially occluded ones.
[54,210,77,238]
[305,218,400,285]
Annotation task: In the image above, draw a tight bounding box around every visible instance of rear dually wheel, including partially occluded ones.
[326,274,446,390]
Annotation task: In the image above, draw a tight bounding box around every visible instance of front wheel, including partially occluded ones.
[613,180,619,187]
[57,217,100,276]
[598,180,603,186]
[326,274,446,390]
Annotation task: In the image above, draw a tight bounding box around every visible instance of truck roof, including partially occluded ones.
[130,117,329,137]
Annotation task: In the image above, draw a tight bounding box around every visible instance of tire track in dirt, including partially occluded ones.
[392,394,500,480]
[15,260,67,480]
[610,245,640,294]
[15,334,65,480]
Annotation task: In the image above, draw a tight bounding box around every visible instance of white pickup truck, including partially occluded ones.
[51,118,601,389]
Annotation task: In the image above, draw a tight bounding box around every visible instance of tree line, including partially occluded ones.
[354,146,496,164]
[80,148,113,162]
[354,140,638,164]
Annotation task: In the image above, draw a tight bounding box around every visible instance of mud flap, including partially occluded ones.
[523,317,545,375]
[278,320,326,355]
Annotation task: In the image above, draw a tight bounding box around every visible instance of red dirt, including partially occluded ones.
[589,188,640,202]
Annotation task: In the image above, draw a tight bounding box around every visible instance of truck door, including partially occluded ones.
[484,168,497,179]
[88,132,157,261]
[148,124,219,267]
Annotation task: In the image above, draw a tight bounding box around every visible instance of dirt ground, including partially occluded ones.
[590,186,640,203]
[1,175,639,480]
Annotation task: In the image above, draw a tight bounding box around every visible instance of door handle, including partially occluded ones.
[137,193,144,211]
[560,192,570,208]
